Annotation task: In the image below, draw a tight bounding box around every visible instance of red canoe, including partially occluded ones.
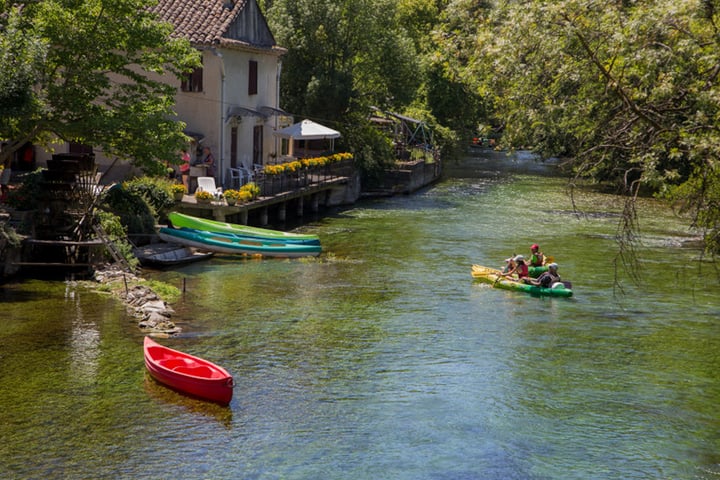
[143,336,234,405]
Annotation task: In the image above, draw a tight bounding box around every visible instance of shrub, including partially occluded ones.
[95,209,140,271]
[101,184,156,238]
[123,176,175,214]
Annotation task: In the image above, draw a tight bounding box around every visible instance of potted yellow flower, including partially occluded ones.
[170,183,187,201]
[194,189,214,204]
[223,189,241,205]
[240,182,260,200]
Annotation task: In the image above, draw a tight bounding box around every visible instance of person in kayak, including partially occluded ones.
[502,255,516,273]
[503,255,529,280]
[529,244,545,267]
[524,263,561,288]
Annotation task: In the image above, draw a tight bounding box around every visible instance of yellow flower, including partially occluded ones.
[223,189,240,200]
[194,190,214,200]
[170,184,187,194]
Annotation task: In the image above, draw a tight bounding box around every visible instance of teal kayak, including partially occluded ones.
[168,212,320,245]
[158,227,322,258]
[471,264,573,297]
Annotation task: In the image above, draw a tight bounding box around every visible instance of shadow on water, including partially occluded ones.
[142,375,233,428]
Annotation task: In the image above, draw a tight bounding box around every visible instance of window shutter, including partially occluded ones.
[249,60,258,95]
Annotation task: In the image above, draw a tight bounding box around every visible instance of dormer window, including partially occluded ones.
[181,59,203,92]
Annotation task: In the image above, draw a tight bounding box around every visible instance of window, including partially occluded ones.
[253,125,263,164]
[181,61,203,92]
[248,60,258,95]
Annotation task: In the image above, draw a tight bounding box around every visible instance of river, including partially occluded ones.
[1,150,719,479]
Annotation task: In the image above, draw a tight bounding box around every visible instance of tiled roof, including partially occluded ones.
[149,0,252,46]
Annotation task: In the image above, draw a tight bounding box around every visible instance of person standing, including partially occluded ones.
[201,146,215,178]
[180,148,191,190]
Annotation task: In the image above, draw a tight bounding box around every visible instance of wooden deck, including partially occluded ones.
[175,174,353,225]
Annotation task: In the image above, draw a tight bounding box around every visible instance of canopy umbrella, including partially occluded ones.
[273,119,341,158]
[274,119,341,140]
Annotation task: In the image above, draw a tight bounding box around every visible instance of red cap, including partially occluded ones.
[531,244,539,250]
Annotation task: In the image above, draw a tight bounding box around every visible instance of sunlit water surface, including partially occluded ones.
[1,151,719,479]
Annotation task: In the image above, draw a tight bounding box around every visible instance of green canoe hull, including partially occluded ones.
[471,264,573,297]
[158,227,321,258]
[168,212,320,245]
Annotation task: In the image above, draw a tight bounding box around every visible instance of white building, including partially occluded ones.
[152,0,289,188]
[36,0,289,187]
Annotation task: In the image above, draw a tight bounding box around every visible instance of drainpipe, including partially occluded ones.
[274,59,282,160]
[211,48,226,188]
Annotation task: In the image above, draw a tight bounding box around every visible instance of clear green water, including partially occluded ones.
[2,151,719,479]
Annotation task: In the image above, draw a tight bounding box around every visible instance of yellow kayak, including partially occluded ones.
[471,264,573,297]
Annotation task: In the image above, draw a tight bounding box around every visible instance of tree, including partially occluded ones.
[266,0,441,176]
[470,0,720,258]
[268,0,422,117]
[0,1,199,173]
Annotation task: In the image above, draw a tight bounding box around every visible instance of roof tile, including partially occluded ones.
[150,0,250,46]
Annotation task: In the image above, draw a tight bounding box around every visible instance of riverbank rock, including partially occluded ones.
[92,265,181,334]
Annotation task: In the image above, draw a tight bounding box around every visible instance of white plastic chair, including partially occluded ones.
[197,176,217,193]
[197,176,222,199]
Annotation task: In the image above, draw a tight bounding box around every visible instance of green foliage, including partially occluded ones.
[267,0,423,124]
[341,113,395,186]
[100,184,156,238]
[465,0,720,253]
[139,279,181,304]
[5,169,44,211]
[0,0,200,170]
[0,222,22,248]
[0,7,46,119]
[122,176,176,216]
[95,209,139,271]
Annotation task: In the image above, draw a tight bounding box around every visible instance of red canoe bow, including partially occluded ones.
[143,336,234,405]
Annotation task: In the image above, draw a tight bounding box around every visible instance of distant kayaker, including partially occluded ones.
[502,255,516,273]
[529,244,545,267]
[503,254,529,280]
[524,263,561,288]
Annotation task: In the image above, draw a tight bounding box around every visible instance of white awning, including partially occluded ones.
[273,119,341,140]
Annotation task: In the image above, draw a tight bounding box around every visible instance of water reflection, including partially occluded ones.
[66,283,101,384]
[2,153,720,479]
[142,376,233,428]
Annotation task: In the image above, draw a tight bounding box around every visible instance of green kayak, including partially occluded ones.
[471,264,573,297]
[168,212,320,245]
[158,227,321,258]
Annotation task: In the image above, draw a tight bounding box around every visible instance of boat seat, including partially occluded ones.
[158,358,193,369]
[172,365,218,377]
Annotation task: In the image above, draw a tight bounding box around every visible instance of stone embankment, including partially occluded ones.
[93,266,181,334]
